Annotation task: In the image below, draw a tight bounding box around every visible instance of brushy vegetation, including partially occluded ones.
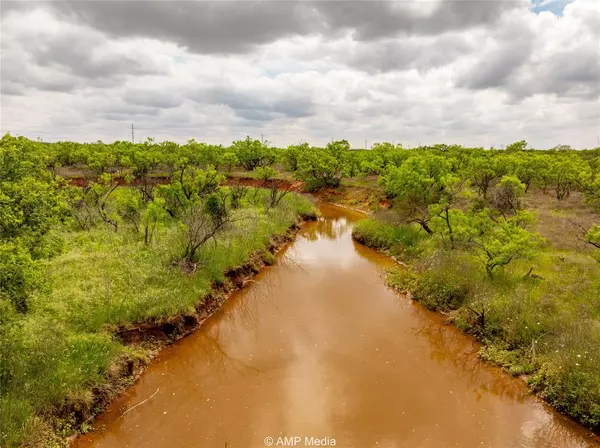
[384,248,600,430]
[349,141,600,432]
[0,134,316,447]
[2,133,599,444]
[1,195,312,447]
[352,219,424,260]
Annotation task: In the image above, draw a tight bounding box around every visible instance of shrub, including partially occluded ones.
[409,252,479,311]
[352,219,423,259]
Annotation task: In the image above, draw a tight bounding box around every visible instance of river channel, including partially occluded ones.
[76,203,599,448]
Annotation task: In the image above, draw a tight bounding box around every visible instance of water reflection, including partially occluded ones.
[76,203,599,448]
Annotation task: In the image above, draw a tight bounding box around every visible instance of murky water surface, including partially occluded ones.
[76,204,599,448]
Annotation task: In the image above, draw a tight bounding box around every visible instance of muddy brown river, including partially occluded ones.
[76,204,599,448]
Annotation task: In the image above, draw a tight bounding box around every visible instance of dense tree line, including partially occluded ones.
[2,133,599,316]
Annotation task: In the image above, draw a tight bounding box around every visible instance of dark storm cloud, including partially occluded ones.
[0,11,167,94]
[43,1,317,54]
[455,18,534,90]
[347,35,472,73]
[32,0,521,54]
[192,87,315,121]
[456,16,600,100]
[123,89,184,109]
[315,0,518,40]
[511,46,600,100]
[456,42,533,90]
[30,33,164,80]
[0,50,80,94]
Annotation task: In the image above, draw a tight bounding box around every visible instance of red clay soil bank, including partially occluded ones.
[69,175,303,191]
[61,216,314,442]
[224,176,304,192]
[69,176,171,188]
[115,226,304,345]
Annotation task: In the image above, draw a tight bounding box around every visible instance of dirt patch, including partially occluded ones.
[379,199,392,209]
[69,174,305,192]
[524,188,600,252]
[69,176,171,188]
[314,184,386,215]
[224,175,304,192]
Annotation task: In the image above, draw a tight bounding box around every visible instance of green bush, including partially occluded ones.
[410,252,479,311]
[352,219,423,259]
[534,356,600,429]
[386,267,417,292]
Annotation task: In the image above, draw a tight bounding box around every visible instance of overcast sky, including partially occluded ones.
[1,0,599,148]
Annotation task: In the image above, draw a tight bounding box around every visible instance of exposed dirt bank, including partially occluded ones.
[74,203,600,448]
[68,175,303,191]
[68,176,171,188]
[224,175,304,192]
[61,216,314,446]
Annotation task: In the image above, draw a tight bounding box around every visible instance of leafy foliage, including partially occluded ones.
[295,140,350,190]
[0,133,318,447]
[232,136,276,171]
[490,175,526,216]
[2,131,600,443]
[468,211,543,277]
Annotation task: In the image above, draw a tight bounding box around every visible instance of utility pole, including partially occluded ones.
[131,124,135,143]
[261,133,264,144]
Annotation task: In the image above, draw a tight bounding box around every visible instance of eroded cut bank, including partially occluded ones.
[75,204,599,448]
[59,214,315,446]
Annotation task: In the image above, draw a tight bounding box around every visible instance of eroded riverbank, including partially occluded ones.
[75,204,599,448]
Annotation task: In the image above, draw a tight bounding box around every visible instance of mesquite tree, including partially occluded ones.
[379,154,454,234]
[254,166,292,209]
[180,192,233,263]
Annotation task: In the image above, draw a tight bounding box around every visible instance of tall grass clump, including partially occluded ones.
[352,219,424,259]
[406,251,482,312]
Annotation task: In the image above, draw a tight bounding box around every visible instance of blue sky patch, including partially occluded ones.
[531,0,575,15]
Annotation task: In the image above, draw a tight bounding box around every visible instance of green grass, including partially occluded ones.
[355,218,600,432]
[0,190,316,447]
[352,219,424,259]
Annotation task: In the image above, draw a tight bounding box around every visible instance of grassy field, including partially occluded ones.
[0,190,316,447]
[524,189,600,252]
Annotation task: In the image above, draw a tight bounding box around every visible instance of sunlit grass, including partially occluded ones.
[0,190,315,447]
